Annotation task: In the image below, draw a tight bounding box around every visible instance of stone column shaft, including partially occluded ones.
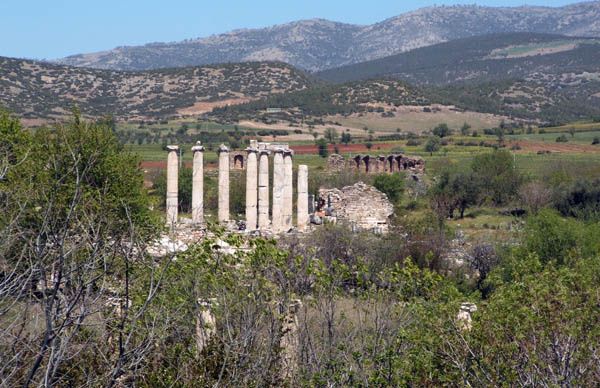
[297,165,308,231]
[272,149,285,233]
[166,145,179,225]
[258,149,270,230]
[245,143,259,231]
[283,151,294,231]
[218,144,230,223]
[191,142,205,224]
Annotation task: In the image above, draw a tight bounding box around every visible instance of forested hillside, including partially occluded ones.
[0,57,314,120]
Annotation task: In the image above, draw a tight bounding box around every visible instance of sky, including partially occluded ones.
[0,0,584,60]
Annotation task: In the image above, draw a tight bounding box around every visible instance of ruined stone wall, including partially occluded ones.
[317,182,394,233]
[327,153,424,175]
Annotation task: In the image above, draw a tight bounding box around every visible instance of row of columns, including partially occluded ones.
[165,141,309,233]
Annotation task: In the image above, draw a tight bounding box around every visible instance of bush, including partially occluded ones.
[555,179,600,221]
[432,123,451,138]
[373,173,405,203]
[555,134,568,143]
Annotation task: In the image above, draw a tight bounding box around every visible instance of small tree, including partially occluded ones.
[324,127,339,144]
[432,123,451,138]
[424,137,441,155]
[341,132,352,145]
[316,138,329,158]
[460,122,471,136]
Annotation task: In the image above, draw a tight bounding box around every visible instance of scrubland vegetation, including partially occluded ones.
[2,108,600,386]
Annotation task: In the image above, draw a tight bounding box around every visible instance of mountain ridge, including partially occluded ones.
[55,1,600,72]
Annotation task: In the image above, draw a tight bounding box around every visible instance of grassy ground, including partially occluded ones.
[329,110,505,133]
[508,129,600,144]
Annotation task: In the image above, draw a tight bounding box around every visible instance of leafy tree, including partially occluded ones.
[432,123,451,138]
[471,150,522,205]
[340,132,352,145]
[0,111,161,386]
[460,122,471,136]
[373,173,405,203]
[316,138,329,158]
[324,127,339,143]
[424,137,441,155]
[430,170,480,219]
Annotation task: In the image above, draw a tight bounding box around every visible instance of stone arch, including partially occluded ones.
[395,155,403,171]
[353,155,362,171]
[362,155,371,173]
[377,155,386,173]
[233,154,245,169]
[387,155,395,172]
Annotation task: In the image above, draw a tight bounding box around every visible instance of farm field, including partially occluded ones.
[327,108,507,133]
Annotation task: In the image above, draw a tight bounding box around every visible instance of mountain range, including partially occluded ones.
[56,1,600,72]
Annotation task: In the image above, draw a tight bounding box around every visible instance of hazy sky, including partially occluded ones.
[0,0,583,59]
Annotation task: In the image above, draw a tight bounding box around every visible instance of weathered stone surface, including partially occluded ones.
[457,302,478,331]
[297,165,309,231]
[317,182,394,233]
[283,149,294,231]
[218,144,230,223]
[166,145,179,225]
[245,140,259,231]
[191,142,205,224]
[326,154,346,172]
[272,148,285,233]
[258,143,271,230]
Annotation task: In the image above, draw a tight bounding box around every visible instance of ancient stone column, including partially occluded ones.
[297,165,309,231]
[271,148,285,233]
[280,300,302,382]
[217,144,230,224]
[166,145,179,225]
[196,298,217,354]
[258,143,271,230]
[191,142,205,224]
[245,140,259,231]
[283,148,294,231]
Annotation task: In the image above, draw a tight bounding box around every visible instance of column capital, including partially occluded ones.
[166,145,179,152]
[217,144,230,153]
[191,141,205,153]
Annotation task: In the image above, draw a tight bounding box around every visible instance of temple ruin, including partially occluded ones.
[316,182,394,233]
[327,153,425,175]
[165,140,309,233]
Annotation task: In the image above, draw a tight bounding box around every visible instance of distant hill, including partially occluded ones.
[312,33,600,123]
[0,57,314,121]
[316,33,600,85]
[56,2,600,71]
[209,79,431,124]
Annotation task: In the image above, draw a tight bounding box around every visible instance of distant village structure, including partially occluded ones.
[165,140,309,233]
